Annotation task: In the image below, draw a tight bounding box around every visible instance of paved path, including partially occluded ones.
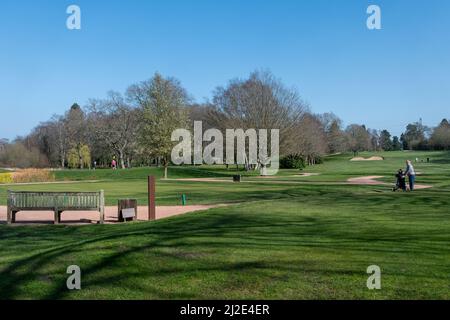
[0,204,226,225]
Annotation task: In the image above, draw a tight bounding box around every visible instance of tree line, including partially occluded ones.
[1,71,449,171]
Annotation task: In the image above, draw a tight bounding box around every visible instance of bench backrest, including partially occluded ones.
[7,191,104,211]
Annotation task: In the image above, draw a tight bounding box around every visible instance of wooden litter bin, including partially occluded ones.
[118,199,138,222]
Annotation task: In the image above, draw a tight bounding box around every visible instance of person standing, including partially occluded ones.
[405,160,416,191]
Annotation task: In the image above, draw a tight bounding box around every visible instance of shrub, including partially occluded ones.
[312,155,324,165]
[280,154,306,169]
[11,169,55,183]
[0,173,13,184]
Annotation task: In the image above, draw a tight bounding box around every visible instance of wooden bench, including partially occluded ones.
[7,190,105,225]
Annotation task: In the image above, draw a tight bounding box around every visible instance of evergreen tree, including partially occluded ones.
[379,130,393,151]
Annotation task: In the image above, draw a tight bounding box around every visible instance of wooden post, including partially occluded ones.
[53,195,59,224]
[6,191,12,225]
[148,176,156,221]
[54,195,59,224]
[99,190,105,224]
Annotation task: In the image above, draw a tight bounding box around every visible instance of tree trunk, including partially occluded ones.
[164,165,168,179]
[119,150,126,169]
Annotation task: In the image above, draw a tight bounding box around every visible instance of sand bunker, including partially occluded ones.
[295,173,320,177]
[347,176,432,189]
[347,176,386,185]
[350,156,384,161]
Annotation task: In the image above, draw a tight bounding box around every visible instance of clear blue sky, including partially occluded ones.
[1,0,449,139]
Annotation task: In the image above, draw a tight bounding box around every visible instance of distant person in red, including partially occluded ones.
[111,158,117,170]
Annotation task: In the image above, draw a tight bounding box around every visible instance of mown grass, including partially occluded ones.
[53,165,238,182]
[0,151,449,299]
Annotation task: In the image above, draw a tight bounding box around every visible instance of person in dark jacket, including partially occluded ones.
[393,169,407,192]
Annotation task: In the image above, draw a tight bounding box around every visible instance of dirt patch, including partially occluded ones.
[350,156,384,161]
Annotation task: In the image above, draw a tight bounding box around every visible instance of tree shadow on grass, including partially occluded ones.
[0,186,449,299]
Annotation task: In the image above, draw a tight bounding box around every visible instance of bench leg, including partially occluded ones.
[7,208,12,225]
[54,210,60,225]
[12,211,16,223]
[100,209,105,224]
[99,190,105,224]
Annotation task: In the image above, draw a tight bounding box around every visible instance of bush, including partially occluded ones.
[280,155,306,169]
[312,155,324,165]
[0,173,13,184]
[11,169,55,183]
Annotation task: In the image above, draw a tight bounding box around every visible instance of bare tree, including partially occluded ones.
[54,116,68,168]
[27,115,69,168]
[0,139,49,168]
[208,70,308,163]
[346,124,371,156]
[86,92,139,169]
[430,119,450,150]
[293,113,328,165]
[0,138,7,153]
[318,113,347,154]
